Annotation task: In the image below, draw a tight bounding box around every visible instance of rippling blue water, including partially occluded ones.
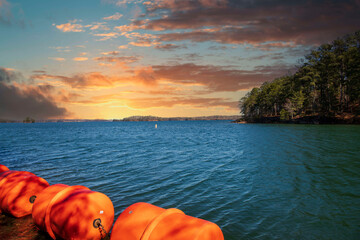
[1,121,360,239]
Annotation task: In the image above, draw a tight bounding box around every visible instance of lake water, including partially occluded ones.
[0,121,359,239]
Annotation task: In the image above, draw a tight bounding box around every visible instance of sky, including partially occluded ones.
[1,0,359,120]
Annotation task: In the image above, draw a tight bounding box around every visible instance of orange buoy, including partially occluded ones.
[0,170,36,214]
[32,184,82,231]
[0,171,49,217]
[0,164,9,173]
[33,185,114,240]
[110,202,224,240]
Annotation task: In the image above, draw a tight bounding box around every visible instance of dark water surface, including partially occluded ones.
[0,121,359,239]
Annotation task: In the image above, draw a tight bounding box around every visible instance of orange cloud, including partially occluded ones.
[55,20,84,32]
[73,57,88,61]
[126,96,238,110]
[48,57,66,61]
[114,24,142,32]
[129,41,159,47]
[103,12,123,20]
[32,72,120,89]
[118,45,129,49]
[123,32,160,47]
[101,51,119,56]
[33,60,291,92]
[133,66,157,86]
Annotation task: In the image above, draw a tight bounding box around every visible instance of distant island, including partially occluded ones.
[114,115,241,122]
[236,31,360,124]
[23,117,35,123]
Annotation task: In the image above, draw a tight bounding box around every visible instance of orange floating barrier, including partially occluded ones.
[0,171,49,217]
[110,202,224,240]
[0,164,9,173]
[32,184,78,231]
[0,171,37,204]
[32,184,114,240]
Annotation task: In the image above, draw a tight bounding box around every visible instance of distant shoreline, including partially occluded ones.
[0,115,241,123]
[116,115,240,122]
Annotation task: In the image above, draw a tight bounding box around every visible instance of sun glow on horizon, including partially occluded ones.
[1,0,359,120]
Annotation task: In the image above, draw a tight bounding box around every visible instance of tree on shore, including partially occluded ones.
[23,117,35,123]
[240,31,360,121]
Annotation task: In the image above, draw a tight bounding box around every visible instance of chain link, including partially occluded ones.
[98,222,107,239]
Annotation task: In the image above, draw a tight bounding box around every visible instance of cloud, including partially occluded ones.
[103,12,123,20]
[154,43,187,51]
[114,23,145,32]
[118,45,129,49]
[86,22,110,31]
[31,72,125,89]
[94,55,142,68]
[73,57,88,61]
[50,46,71,53]
[94,55,141,63]
[136,63,293,91]
[122,32,160,47]
[144,0,228,12]
[0,68,68,120]
[0,0,25,27]
[129,40,160,47]
[208,45,228,50]
[101,51,119,56]
[55,19,84,32]
[93,32,119,41]
[0,0,11,26]
[137,0,360,45]
[32,60,292,92]
[126,96,238,110]
[0,83,69,120]
[0,67,24,83]
[49,57,66,62]
[133,66,157,86]
[250,42,297,51]
[102,0,143,6]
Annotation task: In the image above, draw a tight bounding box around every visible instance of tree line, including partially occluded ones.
[239,31,360,122]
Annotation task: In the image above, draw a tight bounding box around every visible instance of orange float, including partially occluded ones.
[32,184,78,231]
[0,171,49,217]
[0,164,9,173]
[32,184,114,240]
[110,202,224,240]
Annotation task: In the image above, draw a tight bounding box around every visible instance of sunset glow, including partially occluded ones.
[1,0,359,120]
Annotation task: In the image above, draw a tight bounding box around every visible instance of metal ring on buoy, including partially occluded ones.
[29,195,37,203]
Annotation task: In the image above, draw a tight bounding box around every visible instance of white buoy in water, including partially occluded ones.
[155,124,157,129]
